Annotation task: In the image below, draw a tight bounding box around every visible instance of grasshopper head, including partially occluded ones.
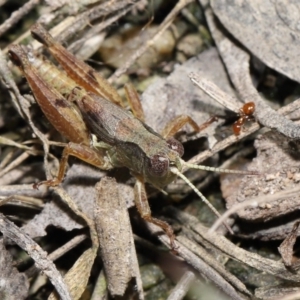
[145,138,184,188]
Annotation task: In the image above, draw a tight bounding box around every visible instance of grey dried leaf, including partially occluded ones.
[44,0,100,13]
[0,213,71,299]
[221,131,300,223]
[141,48,235,146]
[205,8,300,139]
[94,177,143,298]
[211,0,300,83]
[255,286,300,300]
[21,199,83,238]
[237,218,300,241]
[167,207,300,283]
[22,163,135,238]
[48,248,97,300]
[0,239,29,300]
[278,221,300,269]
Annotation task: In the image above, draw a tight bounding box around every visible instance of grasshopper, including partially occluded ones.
[9,24,255,249]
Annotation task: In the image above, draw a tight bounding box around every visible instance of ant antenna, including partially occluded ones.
[170,167,234,234]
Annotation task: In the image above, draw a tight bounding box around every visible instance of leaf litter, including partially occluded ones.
[2,0,300,299]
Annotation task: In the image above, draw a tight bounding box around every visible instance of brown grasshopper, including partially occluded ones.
[9,24,254,249]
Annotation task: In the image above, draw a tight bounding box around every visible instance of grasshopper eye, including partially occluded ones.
[167,138,184,157]
[148,154,169,177]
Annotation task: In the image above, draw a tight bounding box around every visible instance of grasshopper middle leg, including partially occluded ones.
[34,142,112,189]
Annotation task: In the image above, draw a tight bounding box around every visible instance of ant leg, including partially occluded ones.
[34,143,112,189]
[134,178,177,251]
[161,115,218,139]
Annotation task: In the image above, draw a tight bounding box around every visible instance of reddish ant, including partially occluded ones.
[232,102,255,135]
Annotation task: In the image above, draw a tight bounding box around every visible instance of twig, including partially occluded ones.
[49,234,87,261]
[0,195,43,210]
[178,235,250,296]
[205,7,300,139]
[210,186,300,233]
[110,0,194,81]
[182,122,259,172]
[69,4,134,57]
[168,207,300,282]
[271,290,300,300]
[146,222,247,300]
[190,72,241,113]
[24,234,87,278]
[0,0,8,7]
[0,213,71,300]
[0,50,52,179]
[55,0,142,44]
[167,271,196,300]
[183,93,300,169]
[0,49,26,119]
[0,0,40,37]
[0,152,30,178]
[0,184,46,198]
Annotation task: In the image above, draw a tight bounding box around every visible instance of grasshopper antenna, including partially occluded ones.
[170,167,234,234]
[180,159,260,176]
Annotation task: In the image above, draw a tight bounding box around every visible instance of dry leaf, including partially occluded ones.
[211,0,300,83]
[221,131,300,240]
[22,163,135,238]
[278,221,300,269]
[48,248,97,300]
[235,131,300,221]
[0,240,29,300]
[141,48,236,146]
[94,177,143,298]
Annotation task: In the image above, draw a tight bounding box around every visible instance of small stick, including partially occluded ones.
[167,271,196,300]
[110,0,194,81]
[0,0,40,37]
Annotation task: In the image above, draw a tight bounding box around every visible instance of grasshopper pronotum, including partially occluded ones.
[9,24,255,249]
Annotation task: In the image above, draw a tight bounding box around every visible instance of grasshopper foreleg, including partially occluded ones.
[161,115,218,139]
[134,178,177,250]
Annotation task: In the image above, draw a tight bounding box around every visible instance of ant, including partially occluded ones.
[232,102,255,135]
